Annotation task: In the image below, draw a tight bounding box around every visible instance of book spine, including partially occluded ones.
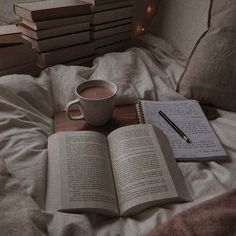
[92,23,132,39]
[92,6,133,24]
[136,101,145,124]
[91,17,132,31]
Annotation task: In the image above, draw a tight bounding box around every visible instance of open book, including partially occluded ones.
[136,100,227,161]
[46,124,191,217]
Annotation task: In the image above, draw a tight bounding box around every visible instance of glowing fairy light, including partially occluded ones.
[147,5,153,14]
[136,25,145,34]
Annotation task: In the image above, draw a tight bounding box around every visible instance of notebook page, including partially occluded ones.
[140,100,227,160]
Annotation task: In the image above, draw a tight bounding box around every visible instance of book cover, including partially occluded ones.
[21,14,92,31]
[14,0,92,21]
[17,22,90,40]
[23,31,90,52]
[136,100,228,161]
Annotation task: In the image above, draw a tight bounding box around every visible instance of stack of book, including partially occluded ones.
[14,0,96,68]
[86,0,133,55]
[0,24,39,77]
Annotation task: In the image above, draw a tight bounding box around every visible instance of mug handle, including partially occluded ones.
[65,98,84,120]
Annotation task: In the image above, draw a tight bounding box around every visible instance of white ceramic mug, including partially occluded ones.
[66,80,117,126]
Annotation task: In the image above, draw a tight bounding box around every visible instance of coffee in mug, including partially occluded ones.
[79,86,114,99]
[66,80,117,126]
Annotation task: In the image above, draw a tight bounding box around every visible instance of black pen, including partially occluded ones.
[159,110,191,143]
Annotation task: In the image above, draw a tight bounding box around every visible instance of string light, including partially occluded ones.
[133,2,158,37]
[136,25,145,34]
[147,5,153,14]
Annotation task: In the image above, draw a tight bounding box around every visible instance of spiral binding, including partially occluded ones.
[136,100,145,123]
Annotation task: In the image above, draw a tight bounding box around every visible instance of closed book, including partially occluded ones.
[37,42,95,67]
[17,22,90,40]
[91,23,132,39]
[84,0,128,6]
[22,31,90,52]
[21,14,92,31]
[65,54,96,66]
[0,43,37,70]
[92,6,133,24]
[90,0,132,12]
[94,32,131,48]
[0,62,40,77]
[91,17,132,31]
[96,38,131,55]
[14,0,92,21]
[0,24,23,45]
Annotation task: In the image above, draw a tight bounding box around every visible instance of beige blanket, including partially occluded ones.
[147,190,236,236]
[0,34,235,236]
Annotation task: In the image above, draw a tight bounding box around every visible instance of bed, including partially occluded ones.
[0,0,236,235]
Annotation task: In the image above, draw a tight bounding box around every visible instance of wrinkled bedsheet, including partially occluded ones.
[0,34,235,236]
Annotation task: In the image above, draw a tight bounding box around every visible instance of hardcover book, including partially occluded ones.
[94,32,131,48]
[37,42,95,67]
[0,42,37,70]
[91,23,131,39]
[0,62,40,77]
[17,22,90,40]
[84,0,129,6]
[96,39,131,55]
[90,0,132,12]
[65,54,96,66]
[0,24,23,45]
[22,31,90,52]
[21,15,92,31]
[91,18,132,31]
[92,5,133,25]
[46,124,191,217]
[14,0,92,21]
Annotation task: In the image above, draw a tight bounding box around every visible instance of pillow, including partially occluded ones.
[148,0,211,57]
[177,0,236,112]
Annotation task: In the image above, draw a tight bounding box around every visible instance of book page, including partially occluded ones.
[47,131,118,216]
[107,124,181,215]
[140,100,227,160]
[46,134,63,212]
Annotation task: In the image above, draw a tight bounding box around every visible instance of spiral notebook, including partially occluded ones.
[136,100,227,161]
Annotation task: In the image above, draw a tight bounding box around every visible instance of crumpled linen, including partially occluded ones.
[0,34,235,236]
